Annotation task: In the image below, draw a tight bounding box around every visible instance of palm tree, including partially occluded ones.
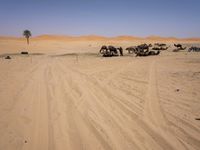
[23,30,32,45]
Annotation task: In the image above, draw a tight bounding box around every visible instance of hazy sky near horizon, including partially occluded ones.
[0,0,199,37]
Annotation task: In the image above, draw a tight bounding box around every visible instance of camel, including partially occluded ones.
[188,47,200,52]
[152,46,169,50]
[107,46,120,56]
[99,45,108,54]
[148,50,160,55]
[99,45,123,57]
[118,47,123,56]
[136,44,153,55]
[125,44,152,55]
[152,43,169,50]
[173,44,187,52]
[135,50,160,57]
[174,44,186,50]
[137,44,152,51]
[125,46,137,54]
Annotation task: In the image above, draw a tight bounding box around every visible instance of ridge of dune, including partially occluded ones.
[146,35,200,42]
[146,35,179,41]
[34,35,77,40]
[112,35,143,41]
[34,34,108,41]
[0,36,24,41]
[183,37,200,41]
[0,35,200,42]
[76,35,108,41]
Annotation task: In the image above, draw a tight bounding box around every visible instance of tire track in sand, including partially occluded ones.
[56,58,179,150]
[143,60,187,150]
[21,59,50,150]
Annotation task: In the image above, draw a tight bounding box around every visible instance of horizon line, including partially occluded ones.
[0,34,200,39]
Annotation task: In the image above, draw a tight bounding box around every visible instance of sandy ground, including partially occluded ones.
[0,38,200,150]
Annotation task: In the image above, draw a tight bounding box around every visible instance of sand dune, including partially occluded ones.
[0,39,200,150]
[1,35,200,42]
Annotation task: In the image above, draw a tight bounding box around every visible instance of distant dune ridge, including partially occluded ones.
[0,34,200,42]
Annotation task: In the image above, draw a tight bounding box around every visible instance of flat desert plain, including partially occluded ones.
[0,36,200,150]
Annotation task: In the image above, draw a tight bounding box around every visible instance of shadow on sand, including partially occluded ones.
[51,52,99,58]
[0,53,45,58]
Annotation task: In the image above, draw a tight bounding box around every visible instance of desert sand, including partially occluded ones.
[0,36,200,150]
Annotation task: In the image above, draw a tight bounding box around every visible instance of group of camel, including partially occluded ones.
[173,44,200,52]
[3,44,199,60]
[152,43,170,50]
[125,44,160,56]
[100,43,163,57]
[99,45,124,57]
[188,46,200,52]
[99,43,200,57]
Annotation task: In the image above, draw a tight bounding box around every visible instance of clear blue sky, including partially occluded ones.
[0,0,199,37]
